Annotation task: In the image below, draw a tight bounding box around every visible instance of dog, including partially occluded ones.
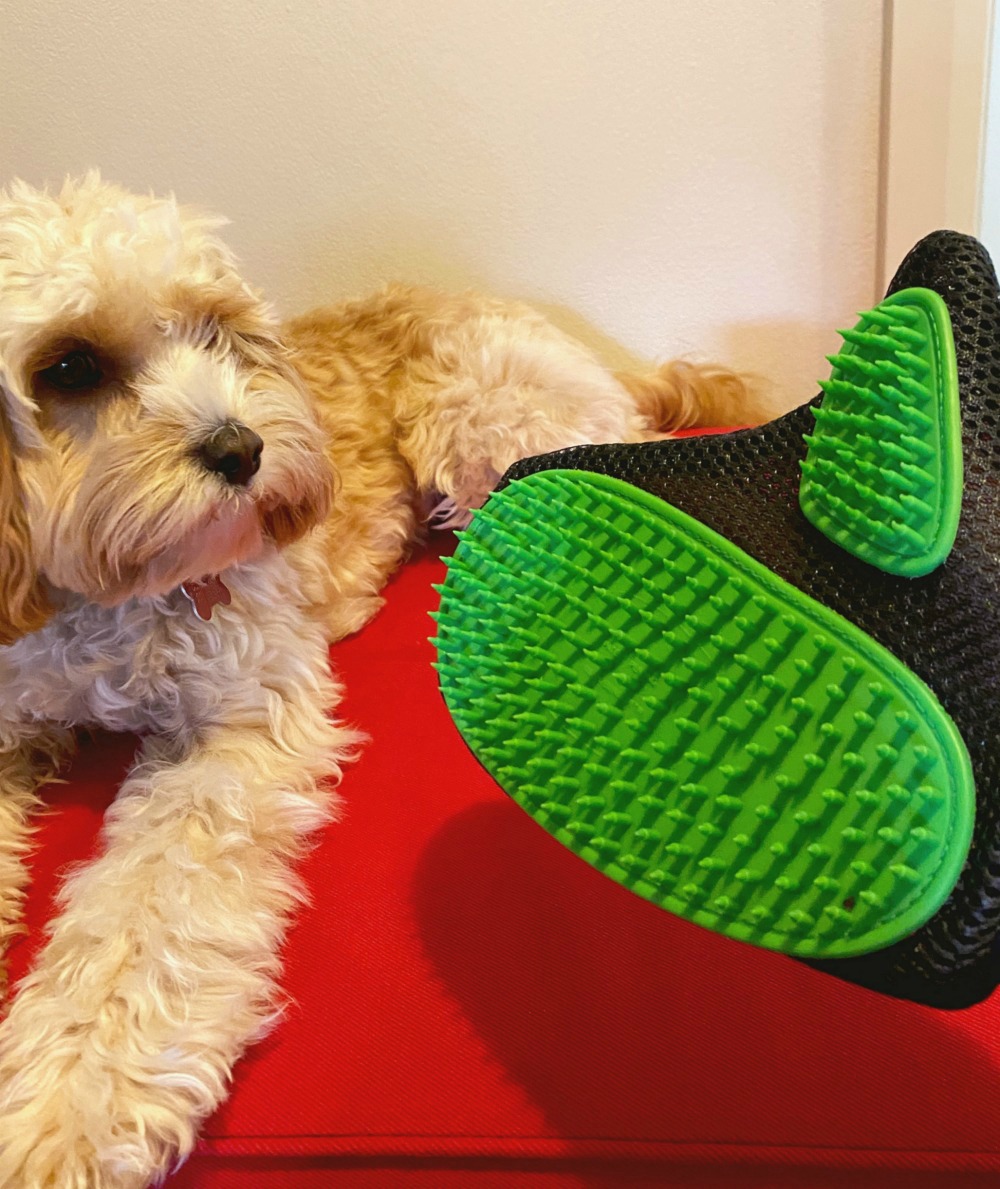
[0,173,758,1187]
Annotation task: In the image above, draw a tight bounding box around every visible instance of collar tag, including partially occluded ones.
[180,575,232,621]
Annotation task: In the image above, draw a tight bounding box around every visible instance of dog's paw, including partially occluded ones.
[0,999,193,1189]
[0,1074,180,1189]
[326,591,386,640]
[0,1070,177,1189]
[0,1117,153,1189]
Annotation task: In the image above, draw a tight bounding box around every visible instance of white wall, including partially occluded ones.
[2,0,883,414]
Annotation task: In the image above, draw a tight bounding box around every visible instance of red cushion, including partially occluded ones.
[11,502,1000,1186]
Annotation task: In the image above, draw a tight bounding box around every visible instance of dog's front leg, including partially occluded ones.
[0,701,356,1189]
[0,730,73,997]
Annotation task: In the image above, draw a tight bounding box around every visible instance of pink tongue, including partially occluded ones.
[180,575,232,621]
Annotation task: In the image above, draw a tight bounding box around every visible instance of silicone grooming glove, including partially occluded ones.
[434,232,1000,1009]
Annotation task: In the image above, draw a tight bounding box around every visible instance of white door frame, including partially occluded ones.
[879,0,994,293]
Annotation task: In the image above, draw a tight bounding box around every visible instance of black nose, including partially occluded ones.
[197,422,263,487]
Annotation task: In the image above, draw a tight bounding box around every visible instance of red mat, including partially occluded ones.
[10,513,1000,1187]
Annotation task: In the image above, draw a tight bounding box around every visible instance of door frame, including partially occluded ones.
[879,0,994,292]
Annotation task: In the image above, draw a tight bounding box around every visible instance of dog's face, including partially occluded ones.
[0,174,333,642]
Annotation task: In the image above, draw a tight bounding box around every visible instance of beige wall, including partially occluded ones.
[3,0,883,413]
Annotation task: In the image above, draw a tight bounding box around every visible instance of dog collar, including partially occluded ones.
[180,575,232,621]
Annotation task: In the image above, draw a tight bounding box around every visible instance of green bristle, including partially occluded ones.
[434,469,974,960]
[800,288,961,577]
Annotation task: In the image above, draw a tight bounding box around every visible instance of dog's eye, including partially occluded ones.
[39,349,103,392]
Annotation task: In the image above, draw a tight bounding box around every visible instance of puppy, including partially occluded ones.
[0,173,757,1187]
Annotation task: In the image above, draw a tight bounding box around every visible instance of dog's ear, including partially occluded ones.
[261,395,336,549]
[262,466,335,547]
[232,318,337,546]
[0,399,51,644]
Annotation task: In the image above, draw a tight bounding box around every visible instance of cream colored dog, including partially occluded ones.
[0,173,756,1187]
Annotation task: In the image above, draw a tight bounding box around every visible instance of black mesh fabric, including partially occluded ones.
[499,231,1000,1009]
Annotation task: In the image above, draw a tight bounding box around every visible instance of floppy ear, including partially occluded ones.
[259,391,336,549]
[236,321,336,545]
[0,401,51,644]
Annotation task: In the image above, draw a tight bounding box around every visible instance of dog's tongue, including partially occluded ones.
[180,575,232,621]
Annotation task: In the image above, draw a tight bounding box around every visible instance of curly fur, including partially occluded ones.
[0,172,759,1187]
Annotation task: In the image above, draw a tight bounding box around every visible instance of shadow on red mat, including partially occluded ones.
[413,796,1000,1187]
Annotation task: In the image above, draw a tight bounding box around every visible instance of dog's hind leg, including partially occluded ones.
[392,344,644,528]
[391,331,762,528]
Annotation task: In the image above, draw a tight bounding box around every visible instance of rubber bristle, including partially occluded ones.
[801,288,961,577]
[434,470,974,960]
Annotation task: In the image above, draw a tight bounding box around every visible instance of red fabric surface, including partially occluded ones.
[10,489,1000,1185]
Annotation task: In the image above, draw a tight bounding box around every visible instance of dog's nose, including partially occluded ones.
[197,422,263,487]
